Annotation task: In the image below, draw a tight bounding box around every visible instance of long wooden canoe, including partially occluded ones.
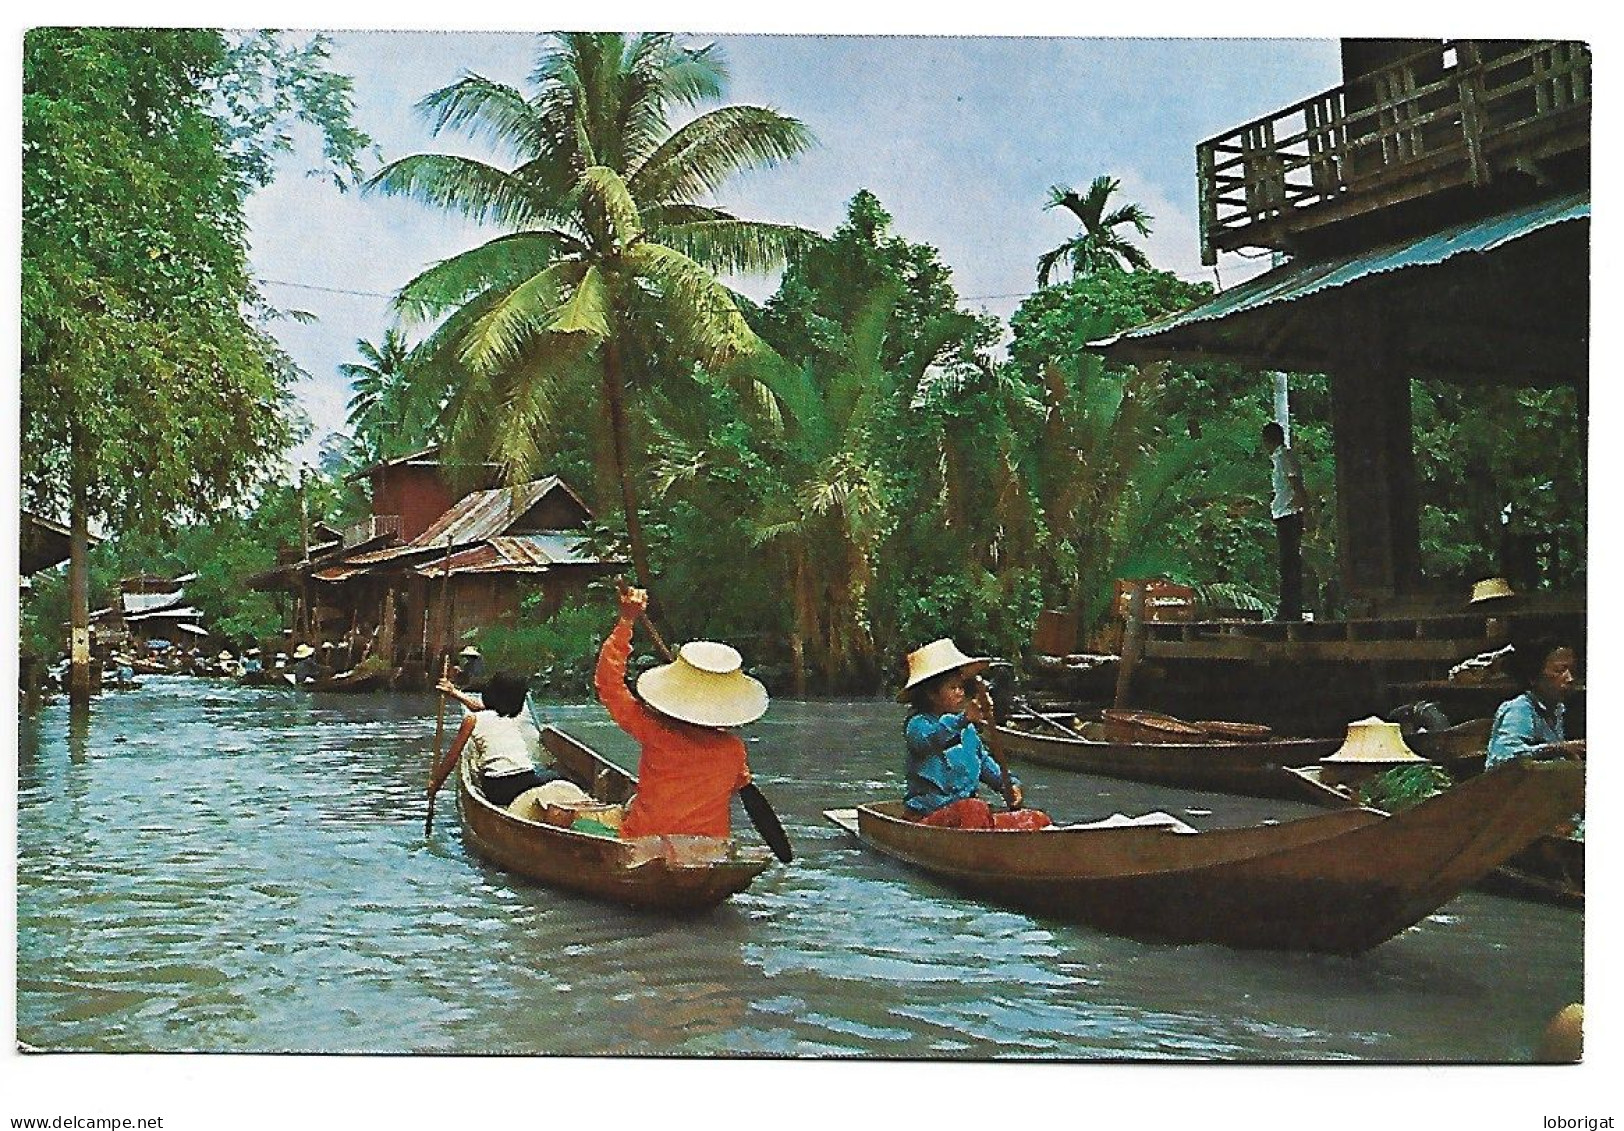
[1283,763,1584,908]
[824,758,1581,953]
[455,725,772,912]
[994,716,1340,801]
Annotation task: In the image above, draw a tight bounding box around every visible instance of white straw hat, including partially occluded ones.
[217,650,233,661]
[636,641,768,728]
[897,638,989,702]
[292,643,315,660]
[1321,717,1427,765]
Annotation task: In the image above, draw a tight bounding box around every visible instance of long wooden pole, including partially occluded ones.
[425,655,451,837]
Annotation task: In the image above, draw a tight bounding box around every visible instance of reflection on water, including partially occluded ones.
[16,677,1582,1058]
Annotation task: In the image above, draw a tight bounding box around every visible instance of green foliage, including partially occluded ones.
[1410,381,1585,590]
[367,32,816,585]
[1036,175,1154,285]
[1355,763,1453,811]
[472,593,618,697]
[21,28,369,530]
[342,329,445,464]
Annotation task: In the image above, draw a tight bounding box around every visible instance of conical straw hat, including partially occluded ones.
[637,641,768,728]
[1321,716,1427,764]
[1469,577,1515,604]
[896,638,989,702]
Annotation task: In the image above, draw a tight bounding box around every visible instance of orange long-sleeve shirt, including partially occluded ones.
[595,616,751,839]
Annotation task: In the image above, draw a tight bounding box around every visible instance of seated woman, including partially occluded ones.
[595,587,766,841]
[899,638,1051,830]
[1487,636,1585,768]
[427,671,561,808]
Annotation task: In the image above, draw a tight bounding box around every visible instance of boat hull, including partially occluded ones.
[455,726,770,913]
[829,759,1582,953]
[995,720,1339,800]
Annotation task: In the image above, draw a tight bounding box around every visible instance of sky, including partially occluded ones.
[245,33,1343,469]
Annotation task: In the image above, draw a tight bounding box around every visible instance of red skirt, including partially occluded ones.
[917,797,1053,831]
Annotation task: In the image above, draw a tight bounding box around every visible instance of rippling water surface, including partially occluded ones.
[16,677,1582,1059]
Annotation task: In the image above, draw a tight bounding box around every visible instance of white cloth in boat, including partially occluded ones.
[626,835,730,866]
[1050,811,1198,834]
[507,779,594,817]
[467,710,544,778]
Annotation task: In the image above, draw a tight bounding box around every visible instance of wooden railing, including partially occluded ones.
[1197,40,1590,263]
[343,513,401,548]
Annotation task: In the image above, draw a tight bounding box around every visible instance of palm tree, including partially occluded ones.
[366,32,816,589]
[341,329,439,463]
[1036,175,1154,286]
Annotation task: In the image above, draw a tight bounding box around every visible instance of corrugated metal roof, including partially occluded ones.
[411,533,618,577]
[122,590,189,615]
[125,605,205,622]
[1092,191,1589,351]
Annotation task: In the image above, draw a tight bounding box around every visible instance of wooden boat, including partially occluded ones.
[455,725,773,912]
[994,715,1340,801]
[1282,763,1584,908]
[823,758,1581,954]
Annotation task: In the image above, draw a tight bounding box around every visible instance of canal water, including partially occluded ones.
[15,675,1583,1061]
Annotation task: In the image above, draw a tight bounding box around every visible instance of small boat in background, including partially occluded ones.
[824,759,1581,954]
[994,713,1339,801]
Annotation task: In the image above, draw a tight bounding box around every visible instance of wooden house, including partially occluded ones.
[310,476,619,677]
[1085,39,1588,730]
[91,573,211,649]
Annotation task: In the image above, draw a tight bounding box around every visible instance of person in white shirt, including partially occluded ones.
[1262,421,1311,621]
[426,671,560,807]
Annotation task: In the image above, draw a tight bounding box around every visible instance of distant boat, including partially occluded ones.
[824,759,1581,954]
[455,725,773,912]
[994,714,1339,801]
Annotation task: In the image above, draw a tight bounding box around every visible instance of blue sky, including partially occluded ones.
[244,33,1342,468]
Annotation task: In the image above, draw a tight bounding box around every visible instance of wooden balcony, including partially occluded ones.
[343,513,401,548]
[1198,40,1590,264]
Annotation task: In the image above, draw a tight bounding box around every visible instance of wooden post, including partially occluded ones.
[1114,581,1146,709]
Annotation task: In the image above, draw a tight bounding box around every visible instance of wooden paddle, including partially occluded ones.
[971,673,1021,810]
[616,581,794,863]
[425,655,450,837]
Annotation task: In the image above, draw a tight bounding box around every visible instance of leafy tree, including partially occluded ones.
[341,329,442,463]
[366,31,816,591]
[21,28,368,701]
[1036,175,1153,286]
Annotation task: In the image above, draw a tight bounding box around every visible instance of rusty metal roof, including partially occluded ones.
[412,533,618,577]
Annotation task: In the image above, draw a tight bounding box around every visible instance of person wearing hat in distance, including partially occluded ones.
[427,671,562,808]
[290,643,321,684]
[453,644,486,688]
[595,587,766,840]
[1487,636,1585,768]
[899,639,1052,830]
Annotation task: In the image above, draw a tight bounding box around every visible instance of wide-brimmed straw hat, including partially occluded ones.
[896,638,989,702]
[459,645,481,657]
[1321,716,1427,765]
[1469,577,1515,604]
[292,643,315,660]
[217,650,233,661]
[636,641,768,728]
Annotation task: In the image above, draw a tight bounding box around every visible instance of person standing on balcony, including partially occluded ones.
[1262,421,1311,621]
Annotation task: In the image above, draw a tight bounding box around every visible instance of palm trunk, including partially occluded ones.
[68,422,93,708]
[602,337,654,592]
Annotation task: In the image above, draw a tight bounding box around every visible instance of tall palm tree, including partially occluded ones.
[1036,175,1154,286]
[341,329,439,463]
[366,32,816,589]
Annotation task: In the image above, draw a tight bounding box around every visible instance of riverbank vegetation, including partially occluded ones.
[20,31,1586,696]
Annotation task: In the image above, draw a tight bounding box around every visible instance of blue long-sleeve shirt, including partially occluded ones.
[903,712,1016,815]
[1486,691,1566,768]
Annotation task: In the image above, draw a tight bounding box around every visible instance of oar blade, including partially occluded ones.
[740,783,793,863]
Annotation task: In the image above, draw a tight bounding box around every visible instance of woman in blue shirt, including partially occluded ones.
[1487,637,1585,768]
[898,638,1052,830]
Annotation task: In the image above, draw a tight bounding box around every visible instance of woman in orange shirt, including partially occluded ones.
[595,587,768,840]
